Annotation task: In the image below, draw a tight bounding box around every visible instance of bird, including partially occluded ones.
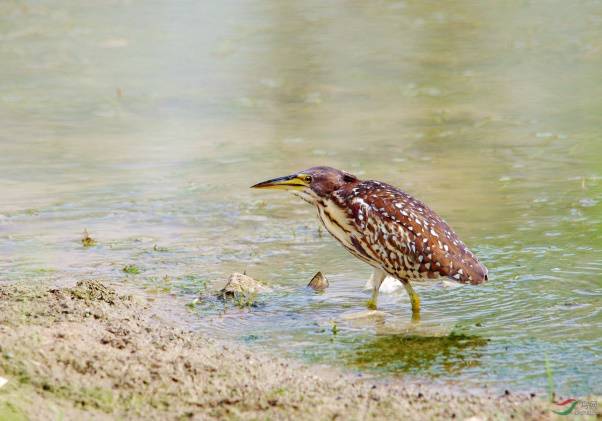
[251,166,488,319]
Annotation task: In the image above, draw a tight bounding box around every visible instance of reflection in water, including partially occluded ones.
[0,0,601,397]
[345,332,488,375]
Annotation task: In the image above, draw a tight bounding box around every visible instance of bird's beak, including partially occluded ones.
[251,173,309,190]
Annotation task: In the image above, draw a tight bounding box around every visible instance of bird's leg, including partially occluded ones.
[402,281,421,320]
[365,268,386,310]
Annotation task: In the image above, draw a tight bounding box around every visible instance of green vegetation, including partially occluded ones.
[81,229,96,247]
[185,298,200,309]
[144,275,172,294]
[232,291,258,308]
[122,264,141,275]
[0,400,28,421]
[344,332,488,374]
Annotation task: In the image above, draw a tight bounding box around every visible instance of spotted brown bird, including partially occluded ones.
[252,166,488,318]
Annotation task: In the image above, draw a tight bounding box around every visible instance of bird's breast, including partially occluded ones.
[316,198,354,246]
[316,198,382,267]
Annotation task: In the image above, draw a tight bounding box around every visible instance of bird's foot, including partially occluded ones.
[366,297,377,310]
[403,282,421,322]
[411,309,421,323]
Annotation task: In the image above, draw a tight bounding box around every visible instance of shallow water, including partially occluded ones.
[1,0,601,397]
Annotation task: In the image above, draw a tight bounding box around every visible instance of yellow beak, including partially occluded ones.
[251,173,309,190]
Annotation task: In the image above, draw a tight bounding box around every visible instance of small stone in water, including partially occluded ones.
[220,273,272,296]
[307,271,329,291]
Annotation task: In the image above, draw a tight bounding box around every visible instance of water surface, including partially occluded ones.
[1,0,601,397]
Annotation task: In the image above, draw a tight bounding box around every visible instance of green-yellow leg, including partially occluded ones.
[403,281,421,321]
[367,287,379,310]
[366,269,386,310]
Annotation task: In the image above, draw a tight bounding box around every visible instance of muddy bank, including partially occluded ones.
[0,280,550,420]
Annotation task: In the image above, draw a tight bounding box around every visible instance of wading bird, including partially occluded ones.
[252,167,487,319]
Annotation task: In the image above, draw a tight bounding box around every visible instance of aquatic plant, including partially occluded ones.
[122,265,141,275]
[345,332,488,374]
[185,298,200,309]
[232,291,258,308]
[81,229,96,247]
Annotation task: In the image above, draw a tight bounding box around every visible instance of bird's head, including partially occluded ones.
[251,166,359,204]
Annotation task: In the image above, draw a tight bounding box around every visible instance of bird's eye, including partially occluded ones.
[304,175,312,183]
[343,174,356,182]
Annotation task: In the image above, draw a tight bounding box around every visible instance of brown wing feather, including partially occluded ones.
[339,180,487,284]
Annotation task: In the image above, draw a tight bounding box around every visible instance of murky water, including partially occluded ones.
[1,0,601,397]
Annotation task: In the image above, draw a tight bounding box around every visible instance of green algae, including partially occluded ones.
[0,400,28,421]
[232,291,258,308]
[344,332,488,375]
[331,320,339,335]
[81,229,97,247]
[122,265,141,275]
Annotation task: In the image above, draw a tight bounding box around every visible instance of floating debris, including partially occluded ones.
[307,271,329,291]
[81,229,96,247]
[0,376,7,388]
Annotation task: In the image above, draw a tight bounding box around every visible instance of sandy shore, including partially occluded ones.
[0,280,552,420]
